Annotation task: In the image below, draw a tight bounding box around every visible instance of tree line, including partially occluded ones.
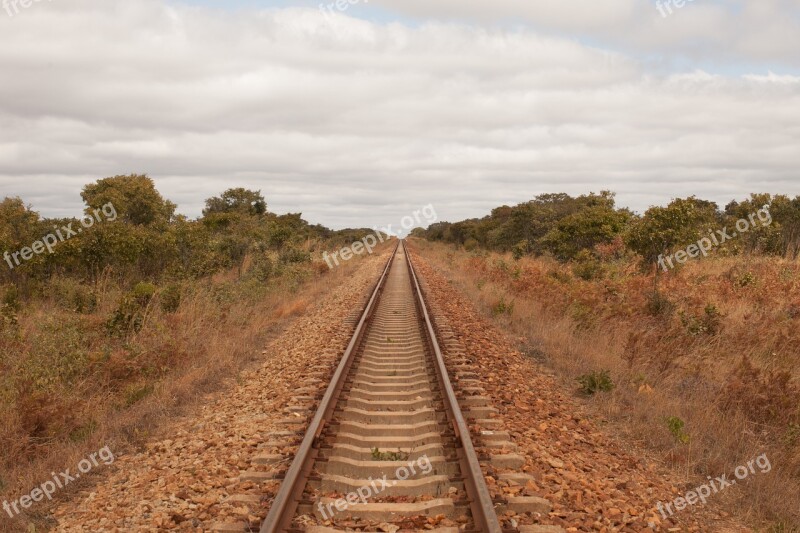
[414,191,800,266]
[0,174,377,293]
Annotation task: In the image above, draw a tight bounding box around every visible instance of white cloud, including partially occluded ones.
[0,0,798,229]
[370,0,800,66]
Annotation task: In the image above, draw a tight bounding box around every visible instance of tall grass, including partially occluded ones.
[412,238,800,531]
[0,243,387,531]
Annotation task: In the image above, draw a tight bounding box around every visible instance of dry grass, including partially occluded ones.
[411,238,800,532]
[0,243,391,532]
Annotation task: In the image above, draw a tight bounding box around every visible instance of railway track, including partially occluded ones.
[259,241,505,532]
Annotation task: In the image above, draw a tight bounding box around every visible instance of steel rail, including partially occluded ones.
[404,242,504,533]
[260,240,400,533]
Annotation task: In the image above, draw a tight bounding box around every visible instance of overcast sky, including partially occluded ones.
[1,0,799,231]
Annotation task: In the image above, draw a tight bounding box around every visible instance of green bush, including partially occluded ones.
[666,416,690,444]
[548,270,572,284]
[736,271,756,287]
[107,282,157,335]
[492,296,514,316]
[680,304,722,336]
[279,247,310,265]
[569,301,596,329]
[577,370,615,395]
[2,285,20,312]
[159,283,181,313]
[0,300,18,329]
[542,204,631,261]
[512,240,529,260]
[250,253,274,282]
[571,250,604,281]
[131,282,156,303]
[25,316,89,390]
[50,278,97,314]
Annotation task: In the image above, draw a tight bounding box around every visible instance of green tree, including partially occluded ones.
[625,197,720,292]
[0,198,44,284]
[81,175,176,226]
[202,188,267,217]
[0,197,40,246]
[725,194,800,258]
[468,192,621,255]
[626,197,720,266]
[541,204,632,261]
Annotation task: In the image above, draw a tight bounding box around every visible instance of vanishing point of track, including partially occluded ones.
[260,241,504,532]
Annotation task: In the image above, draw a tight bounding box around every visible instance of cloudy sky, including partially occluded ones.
[1,0,799,231]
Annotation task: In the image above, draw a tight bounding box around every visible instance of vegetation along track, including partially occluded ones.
[258,241,518,532]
